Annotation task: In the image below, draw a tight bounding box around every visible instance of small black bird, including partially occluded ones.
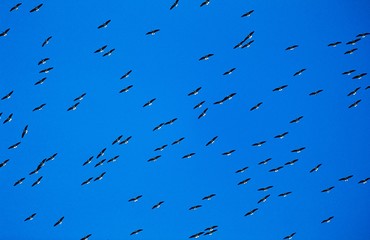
[199,54,214,61]
[67,102,80,111]
[310,164,322,173]
[278,191,292,197]
[128,195,143,202]
[203,229,217,236]
[112,135,123,145]
[244,31,255,40]
[358,178,370,184]
[81,177,93,186]
[94,45,107,53]
[97,20,111,29]
[309,89,323,96]
[143,98,156,107]
[291,147,305,153]
[285,45,298,51]
[30,4,43,13]
[24,213,37,222]
[81,234,92,240]
[0,28,10,37]
[346,38,361,45]
[146,29,160,35]
[172,137,185,145]
[46,153,57,161]
[8,142,21,149]
[257,194,270,204]
[356,32,369,38]
[252,141,266,147]
[290,116,303,124]
[94,159,105,167]
[273,85,288,92]
[10,3,22,12]
[1,90,14,100]
[284,159,298,166]
[235,166,248,173]
[103,48,115,57]
[223,68,236,75]
[258,158,272,165]
[202,194,216,200]
[293,68,306,76]
[194,100,206,109]
[348,99,361,108]
[182,153,195,159]
[258,186,273,191]
[107,155,119,163]
[38,57,50,65]
[74,93,86,101]
[119,136,132,145]
[148,155,161,162]
[42,36,52,47]
[119,85,133,93]
[321,216,334,224]
[96,148,106,159]
[82,156,93,166]
[344,48,357,55]
[14,177,25,186]
[274,132,289,139]
[0,159,9,168]
[198,108,208,119]
[120,70,132,79]
[328,41,341,47]
[238,178,251,185]
[321,186,335,193]
[3,113,13,124]
[154,144,168,151]
[269,166,283,172]
[34,77,47,85]
[347,87,361,96]
[170,0,179,10]
[241,10,254,17]
[39,67,53,74]
[190,232,204,238]
[244,208,258,216]
[352,73,367,79]
[164,118,177,125]
[189,205,202,211]
[342,69,356,75]
[130,229,143,235]
[53,216,64,227]
[152,201,164,209]
[153,123,164,131]
[94,172,106,181]
[339,175,353,182]
[31,176,43,187]
[222,149,235,156]
[283,232,296,239]
[33,103,46,112]
[250,102,262,111]
[242,40,254,48]
[200,0,210,7]
[188,87,202,96]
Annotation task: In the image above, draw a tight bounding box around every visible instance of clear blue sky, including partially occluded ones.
[0,0,369,239]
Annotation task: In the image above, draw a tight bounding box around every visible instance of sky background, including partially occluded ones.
[0,0,369,239]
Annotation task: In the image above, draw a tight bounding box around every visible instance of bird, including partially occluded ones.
[53,216,64,227]
[146,29,160,35]
[356,32,369,38]
[309,89,323,96]
[143,98,156,107]
[148,155,161,162]
[96,148,106,158]
[172,137,185,145]
[203,229,217,236]
[202,194,216,200]
[107,155,119,163]
[257,194,270,204]
[252,141,266,147]
[205,136,218,146]
[310,164,322,173]
[98,20,111,29]
[347,87,361,96]
[321,216,334,224]
[194,100,206,109]
[278,192,292,197]
[284,159,298,166]
[112,135,123,145]
[94,45,107,53]
[223,68,236,75]
[32,103,46,111]
[10,3,22,12]
[290,116,303,124]
[346,38,361,45]
[244,31,255,40]
[39,67,53,74]
[198,108,208,119]
[274,132,289,139]
[339,175,353,182]
[153,123,164,131]
[321,186,335,193]
[244,208,258,216]
[38,58,50,65]
[31,176,43,187]
[200,0,210,7]
[328,41,341,47]
[152,201,164,209]
[0,28,10,37]
[119,136,132,145]
[8,142,21,149]
[42,36,52,47]
[164,118,177,125]
[358,178,370,184]
[103,48,115,57]
[1,90,14,100]
[3,113,13,124]
[130,229,143,235]
[154,144,168,151]
[14,177,25,186]
[30,4,43,13]
[67,102,80,111]
[24,213,37,222]
[283,232,296,239]
[94,159,105,167]
[94,172,106,181]
[80,234,92,240]
[74,93,86,101]
[291,147,305,153]
[352,73,367,79]
[188,87,202,96]
[342,69,356,75]
[182,153,195,159]
[34,77,47,85]
[0,159,9,168]
[366,86,370,90]
[199,54,214,61]
[189,205,202,210]
[233,41,244,49]
[128,195,143,202]
[81,177,93,185]
[189,232,204,238]
[82,156,93,166]
[286,45,298,51]
[235,166,248,173]
[242,40,254,48]
[344,48,358,54]
[258,186,273,191]
[241,10,254,17]
[258,158,272,165]
[250,102,263,111]
[222,149,235,156]
[119,85,133,93]
[47,153,58,161]
[238,178,251,185]
[170,0,179,10]
[269,166,284,172]
[348,99,361,108]
[273,85,288,92]
[120,70,132,79]
[293,68,306,76]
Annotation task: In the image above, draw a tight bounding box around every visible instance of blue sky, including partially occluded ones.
[0,0,369,239]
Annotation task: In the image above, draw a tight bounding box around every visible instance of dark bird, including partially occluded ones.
[143,98,156,107]
[339,175,353,182]
[222,93,236,101]
[94,45,107,53]
[34,77,47,85]
[119,136,132,145]
[278,191,292,197]
[235,166,248,173]
[328,41,341,47]
[242,40,254,48]
[30,4,43,13]
[119,85,133,93]
[102,48,115,57]
[244,208,258,216]
[348,99,361,108]
[10,3,22,12]
[96,148,106,159]
[170,0,179,10]
[188,87,202,96]
[204,226,218,232]
[47,153,57,162]
[233,41,244,49]
[344,48,357,54]
[285,159,298,166]
[164,118,177,125]
[291,147,305,153]
[42,36,52,47]
[290,116,303,124]
[250,102,263,111]
[202,194,216,200]
[273,85,288,92]
[286,45,298,51]
[148,155,161,162]
[274,132,289,139]
[200,0,210,7]
[358,178,370,184]
[258,158,272,165]
[107,155,120,163]
[31,176,43,187]
[293,68,306,76]
[205,136,218,146]
[98,20,111,29]
[153,123,164,131]
[366,86,370,90]
[321,216,334,224]
[252,141,266,147]
[32,103,46,111]
[53,216,64,227]
[81,234,92,240]
[67,102,80,111]
[38,57,50,65]
[352,73,367,79]
[1,90,14,100]
[0,159,9,168]
[14,177,25,186]
[346,38,361,45]
[199,54,214,61]
[8,142,21,149]
[39,67,53,73]
[120,70,132,79]
[309,89,323,96]
[342,69,355,75]
[172,137,185,145]
[128,195,142,202]
[81,177,93,185]
[241,10,254,17]
[204,229,217,236]
[0,28,10,37]
[94,172,106,181]
[82,156,93,166]
[152,201,164,209]
[112,135,123,145]
[130,229,143,235]
[74,93,86,101]
[258,186,273,191]
[222,149,235,156]
[244,31,255,40]
[283,232,296,239]
[223,68,236,75]
[198,108,208,119]
[94,159,105,167]
[189,205,202,211]
[3,113,13,124]
[146,29,160,35]
[238,178,251,185]
[154,144,168,151]
[189,232,204,239]
[356,32,369,38]
[321,186,335,193]
[257,194,270,204]
[347,87,361,96]
[269,166,284,172]
[182,153,195,159]
[194,100,206,109]
[24,213,37,222]
[310,164,322,173]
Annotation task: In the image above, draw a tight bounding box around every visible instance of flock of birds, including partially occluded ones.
[1,0,369,239]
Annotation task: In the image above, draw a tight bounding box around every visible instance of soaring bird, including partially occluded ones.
[242,40,254,48]
[143,98,156,107]
[274,132,289,139]
[291,147,305,153]
[356,32,369,38]
[96,148,106,159]
[102,48,115,57]
[321,186,335,193]
[222,149,235,156]
[112,135,123,145]
[82,156,93,166]
[241,10,254,17]
[252,141,266,147]
[278,191,292,197]
[203,229,217,236]
[284,159,298,166]
[206,136,218,146]
[81,177,93,185]
[3,113,13,124]
[310,164,322,173]
[53,216,64,227]
[0,159,9,168]
[164,118,177,125]
[358,178,370,184]
[31,176,43,187]
[321,216,334,224]
[223,68,236,75]
[244,208,258,216]
[238,178,251,185]
[344,48,357,54]
[14,177,25,186]
[146,29,160,35]
[200,0,210,7]
[94,159,105,167]
[257,194,270,204]
[130,229,143,235]
[98,20,111,29]
[188,87,202,96]
[38,58,50,65]
[39,67,53,73]
[339,175,353,182]
[283,232,296,239]
[273,85,288,92]
[199,54,214,61]
[67,102,80,111]
[153,123,164,131]
[198,108,208,119]
[235,166,248,173]
[0,28,10,37]
[154,144,168,151]
[269,166,283,172]
[258,158,272,165]
[250,102,263,111]
[120,70,132,79]
[172,137,185,145]
[94,45,107,53]
[30,4,43,13]
[258,186,273,191]
[194,100,206,109]
[202,194,216,200]
[182,153,195,159]
[107,155,120,163]
[8,142,21,149]
[346,38,361,45]
[34,77,47,85]
[46,153,57,161]
[128,195,143,202]
[309,89,323,96]
[94,172,106,181]
[119,85,133,93]
[152,201,164,209]
[285,45,298,51]
[32,103,46,111]
[328,41,341,47]
[148,155,161,162]
[1,90,14,100]
[290,116,303,124]
[348,99,361,108]
[342,69,355,75]
[347,87,361,96]
[74,93,86,101]
[293,68,306,76]
[10,3,22,12]
[42,36,52,47]
[352,73,367,79]
[189,205,202,210]
[170,0,179,10]
[24,213,37,221]
[244,31,255,40]
[119,136,132,145]
[81,234,92,240]
[189,232,204,238]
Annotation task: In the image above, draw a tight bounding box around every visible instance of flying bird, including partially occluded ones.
[278,191,292,197]
[200,0,210,7]
[164,118,177,125]
[199,54,214,61]
[290,116,303,124]
[309,89,323,96]
[273,85,288,92]
[241,10,254,17]
[250,102,263,111]
[24,213,37,222]
[67,102,80,111]
[31,176,43,187]
[342,69,356,75]
[358,178,370,184]
[53,216,64,227]
[38,58,50,65]
[119,136,132,145]
[172,137,185,145]
[198,108,208,119]
[148,155,161,162]
[81,177,93,185]
[285,159,298,166]
[346,38,361,45]
[74,93,86,101]
[352,73,367,79]
[347,87,361,96]
[344,48,357,54]
[130,229,143,235]
[194,100,206,109]
[46,153,57,162]
[107,155,120,163]
[94,45,107,53]
[112,135,123,145]
[146,29,160,35]
[203,229,217,236]
[129,195,143,202]
[321,186,335,193]
[258,194,270,204]
[321,216,334,224]
[32,103,46,111]
[189,232,204,239]
[285,45,298,51]
[0,28,10,37]
[202,194,216,200]
[39,67,53,73]
[103,48,115,57]
[143,98,156,107]
[293,68,306,76]
[1,90,14,100]
[244,208,258,216]
[98,20,111,29]
[81,234,92,240]
[328,41,341,47]
[34,77,47,85]
[269,166,284,172]
[82,156,93,166]
[10,3,22,12]
[339,175,353,182]
[0,159,9,168]
[153,123,164,131]
[14,177,25,186]
[3,113,13,124]
[94,159,105,167]
[96,148,106,159]
[152,201,164,209]
[310,164,322,173]
[119,85,133,93]
[258,158,272,165]
[356,32,369,38]
[154,144,168,151]
[242,40,254,48]
[235,166,248,173]
[283,232,296,240]
[170,0,179,10]
[291,147,305,153]
[188,87,202,96]
[30,4,43,13]
[8,142,21,149]
[258,186,273,191]
[222,149,235,156]
[182,153,195,159]
[238,178,251,185]
[223,68,236,75]
[42,36,52,47]
[348,99,361,108]
[274,132,289,139]
[120,70,133,79]
[94,172,106,181]
[252,141,266,147]
[189,205,202,211]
